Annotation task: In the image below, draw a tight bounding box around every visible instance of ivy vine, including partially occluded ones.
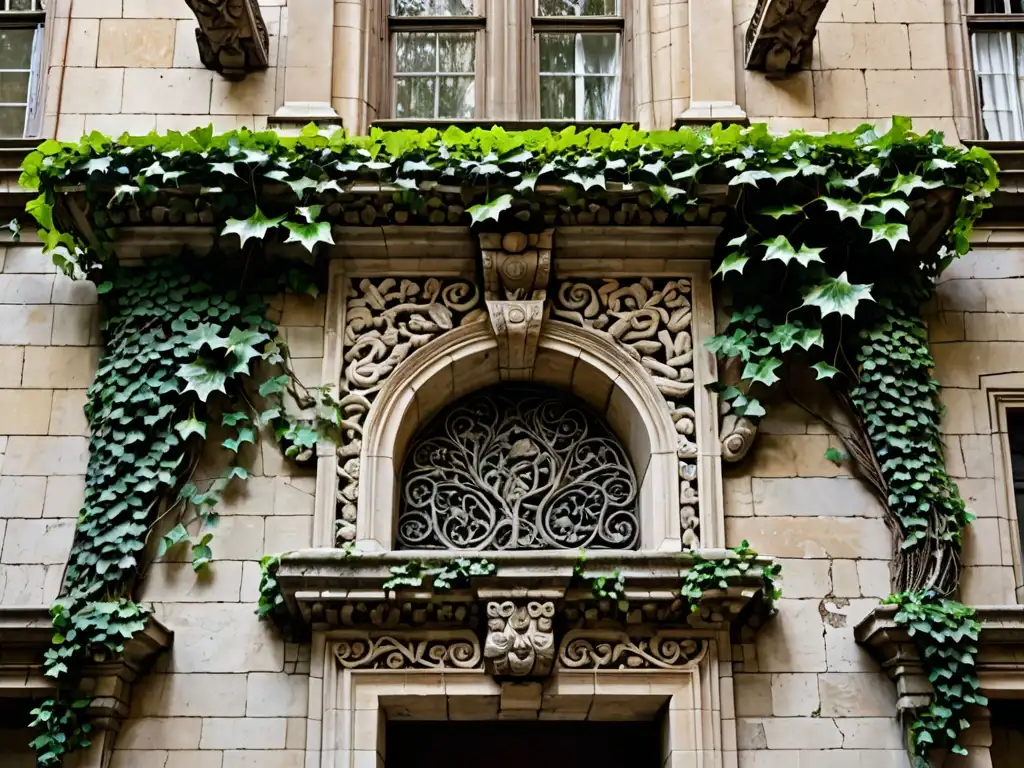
[381,558,496,591]
[681,541,781,613]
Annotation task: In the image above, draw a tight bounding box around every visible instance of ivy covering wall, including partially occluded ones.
[20,119,998,766]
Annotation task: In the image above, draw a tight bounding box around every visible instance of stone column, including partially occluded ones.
[675,0,747,126]
[273,0,342,130]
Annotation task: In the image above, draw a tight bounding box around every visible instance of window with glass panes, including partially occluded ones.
[390,0,482,120]
[970,1,1024,139]
[0,0,44,139]
[535,0,622,121]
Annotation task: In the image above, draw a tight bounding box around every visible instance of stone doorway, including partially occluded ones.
[386,721,661,768]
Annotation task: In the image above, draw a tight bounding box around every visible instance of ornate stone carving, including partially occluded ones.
[397,386,639,550]
[720,409,758,462]
[552,278,701,548]
[558,631,706,670]
[185,0,270,81]
[479,231,552,379]
[336,278,484,542]
[333,631,482,670]
[483,601,555,677]
[744,0,829,75]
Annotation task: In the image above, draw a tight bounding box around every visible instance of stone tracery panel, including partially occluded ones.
[396,385,640,550]
[336,277,484,542]
[552,278,701,548]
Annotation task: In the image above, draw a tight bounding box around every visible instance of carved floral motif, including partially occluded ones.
[483,601,556,676]
[397,386,639,550]
[336,278,484,542]
[558,631,706,670]
[184,0,270,80]
[333,632,482,670]
[552,278,701,548]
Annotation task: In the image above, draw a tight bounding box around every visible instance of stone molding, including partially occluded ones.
[183,0,270,81]
[744,0,829,76]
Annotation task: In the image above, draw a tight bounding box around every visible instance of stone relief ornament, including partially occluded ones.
[184,0,270,80]
[336,278,484,542]
[558,631,706,670]
[397,386,639,550]
[552,278,701,548]
[483,601,556,677]
[333,631,482,670]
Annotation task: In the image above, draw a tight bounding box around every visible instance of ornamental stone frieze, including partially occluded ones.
[184,0,270,81]
[744,0,829,75]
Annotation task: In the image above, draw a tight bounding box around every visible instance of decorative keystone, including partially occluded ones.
[185,0,270,81]
[744,0,828,76]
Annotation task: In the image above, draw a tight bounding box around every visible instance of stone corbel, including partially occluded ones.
[478,231,553,380]
[720,405,758,463]
[483,600,556,677]
[184,0,270,81]
[744,0,829,76]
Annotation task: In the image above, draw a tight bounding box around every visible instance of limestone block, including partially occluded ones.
[66,18,99,68]
[265,516,312,552]
[957,478,998,518]
[220,477,275,516]
[761,717,843,749]
[3,247,54,274]
[131,673,248,717]
[156,603,284,673]
[280,326,325,359]
[818,0,875,22]
[817,23,910,70]
[727,516,892,559]
[822,599,881,672]
[961,564,1016,605]
[818,672,897,717]
[965,313,1024,341]
[51,304,100,348]
[0,306,54,345]
[0,347,23,387]
[241,561,261,603]
[61,67,125,114]
[866,70,953,117]
[770,673,819,717]
[0,563,62,605]
[873,0,944,23]
[751,477,880,517]
[755,599,827,672]
[0,519,74,564]
[48,390,89,436]
[812,70,868,118]
[909,23,948,69]
[929,311,965,342]
[837,717,905,749]
[164,516,264,562]
[246,673,309,717]
[774,558,831,599]
[0,436,90,475]
[42,475,85,518]
[221,751,305,768]
[109,750,171,768]
[0,476,46,517]
[856,560,892,598]
[285,718,306,749]
[746,435,839,478]
[165,753,226,768]
[211,69,279,115]
[139,562,243,603]
[118,718,203,750]
[830,560,860,598]
[937,280,986,312]
[50,275,96,305]
[273,476,316,515]
[121,0,197,19]
[963,518,1007,567]
[736,719,767,750]
[22,347,100,388]
[734,674,772,717]
[938,388,989,435]
[0,389,52,434]
[0,274,54,303]
[98,19,175,67]
[200,718,288,750]
[946,248,1024,280]
[122,69,214,115]
[723,476,753,517]
[280,294,327,326]
[943,435,967,477]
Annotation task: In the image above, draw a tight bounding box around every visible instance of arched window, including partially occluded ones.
[397,384,640,550]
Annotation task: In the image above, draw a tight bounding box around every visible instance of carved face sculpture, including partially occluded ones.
[483,600,555,677]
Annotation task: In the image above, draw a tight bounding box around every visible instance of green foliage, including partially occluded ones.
[382,558,496,590]
[572,550,628,609]
[256,552,289,621]
[681,541,781,612]
[886,591,986,765]
[28,698,92,766]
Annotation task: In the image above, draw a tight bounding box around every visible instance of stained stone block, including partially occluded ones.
[131,673,248,718]
[817,673,897,718]
[199,717,288,750]
[0,519,74,564]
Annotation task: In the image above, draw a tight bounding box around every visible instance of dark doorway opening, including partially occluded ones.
[386,720,661,768]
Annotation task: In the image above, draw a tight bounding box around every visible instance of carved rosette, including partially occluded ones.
[335,278,484,542]
[483,600,556,677]
[558,631,706,670]
[552,278,701,548]
[333,631,482,670]
[185,0,270,80]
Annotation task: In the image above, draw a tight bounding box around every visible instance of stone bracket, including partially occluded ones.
[744,0,829,76]
[184,0,270,81]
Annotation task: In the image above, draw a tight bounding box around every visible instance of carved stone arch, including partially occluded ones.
[355,321,682,552]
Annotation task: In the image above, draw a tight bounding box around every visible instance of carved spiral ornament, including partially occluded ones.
[397,386,639,550]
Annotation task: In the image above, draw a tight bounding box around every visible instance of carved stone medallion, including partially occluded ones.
[483,601,555,677]
[397,385,639,550]
[558,631,706,670]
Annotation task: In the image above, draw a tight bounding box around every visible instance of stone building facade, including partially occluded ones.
[1,0,1024,767]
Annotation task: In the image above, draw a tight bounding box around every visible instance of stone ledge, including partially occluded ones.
[744,0,828,75]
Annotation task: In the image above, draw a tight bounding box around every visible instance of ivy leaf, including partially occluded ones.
[729,169,772,186]
[209,162,238,177]
[868,198,910,216]
[177,360,228,402]
[467,194,513,225]
[296,204,322,223]
[222,426,256,453]
[812,361,840,380]
[766,323,803,352]
[887,173,942,197]
[824,447,847,464]
[82,156,113,174]
[284,220,334,252]
[259,374,290,397]
[715,251,749,277]
[191,533,213,571]
[794,327,824,350]
[221,208,286,247]
[869,222,910,250]
[174,417,207,440]
[157,523,189,558]
[760,204,803,219]
[762,236,825,268]
[801,272,874,318]
[822,197,871,224]
[741,357,782,387]
[186,322,227,352]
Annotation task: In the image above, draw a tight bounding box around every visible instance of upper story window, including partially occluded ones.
[389,0,483,119]
[0,0,45,139]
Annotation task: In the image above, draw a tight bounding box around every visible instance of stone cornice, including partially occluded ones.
[744,0,829,75]
[184,0,269,81]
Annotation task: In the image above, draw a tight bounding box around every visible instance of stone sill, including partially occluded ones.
[369,119,640,133]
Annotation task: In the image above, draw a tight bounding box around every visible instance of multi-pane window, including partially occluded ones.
[535,0,622,121]
[970,1,1024,139]
[0,0,44,139]
[390,0,481,119]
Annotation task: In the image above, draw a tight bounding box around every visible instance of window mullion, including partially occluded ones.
[575,32,584,121]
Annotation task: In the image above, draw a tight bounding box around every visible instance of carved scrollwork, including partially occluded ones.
[332,631,482,670]
[721,410,758,462]
[483,601,556,677]
[184,0,270,80]
[558,631,706,670]
[397,386,639,550]
[336,278,484,542]
[552,278,701,548]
